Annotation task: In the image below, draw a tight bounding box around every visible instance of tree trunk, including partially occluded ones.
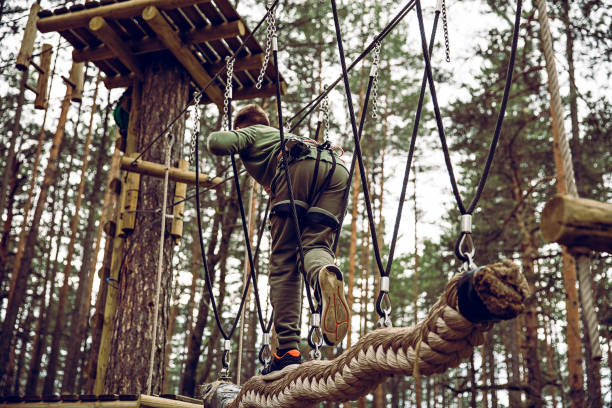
[345,163,360,349]
[0,159,22,270]
[503,318,522,407]
[162,289,180,393]
[104,58,189,394]
[13,295,35,394]
[0,71,27,224]
[0,84,73,387]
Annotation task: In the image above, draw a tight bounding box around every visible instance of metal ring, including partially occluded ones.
[375,290,392,319]
[307,325,324,349]
[258,344,272,365]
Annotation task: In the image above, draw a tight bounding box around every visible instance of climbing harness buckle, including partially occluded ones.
[307,313,323,360]
[375,276,392,328]
[258,333,272,365]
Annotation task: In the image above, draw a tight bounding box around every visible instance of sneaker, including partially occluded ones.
[260,349,301,376]
[317,265,350,346]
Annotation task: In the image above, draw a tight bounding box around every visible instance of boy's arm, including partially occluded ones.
[207,127,257,156]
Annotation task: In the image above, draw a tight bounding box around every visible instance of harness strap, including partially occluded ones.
[307,148,323,204]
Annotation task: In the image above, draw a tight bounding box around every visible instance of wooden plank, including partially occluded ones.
[139,395,203,408]
[199,82,286,104]
[69,61,85,102]
[16,3,41,70]
[206,53,263,75]
[120,156,224,187]
[142,5,223,105]
[104,73,135,88]
[73,20,245,63]
[34,44,53,110]
[89,16,143,79]
[0,402,138,408]
[38,0,211,32]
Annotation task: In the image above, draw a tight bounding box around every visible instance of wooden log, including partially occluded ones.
[89,16,144,79]
[171,159,188,240]
[200,82,286,104]
[126,80,141,156]
[16,3,41,71]
[120,156,224,187]
[142,6,223,105]
[121,170,141,235]
[34,44,53,110]
[139,395,203,408]
[69,61,85,102]
[73,20,246,63]
[104,73,136,89]
[541,194,612,253]
[37,0,211,32]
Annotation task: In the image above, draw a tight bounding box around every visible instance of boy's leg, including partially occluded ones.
[268,213,302,351]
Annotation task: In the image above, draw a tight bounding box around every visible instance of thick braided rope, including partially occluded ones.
[203,260,528,408]
[534,0,601,360]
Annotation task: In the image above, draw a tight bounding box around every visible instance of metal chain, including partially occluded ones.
[221,57,235,131]
[189,91,203,166]
[442,0,450,62]
[256,1,277,89]
[371,41,382,119]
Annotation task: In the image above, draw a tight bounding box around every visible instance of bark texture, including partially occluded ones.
[104,57,189,394]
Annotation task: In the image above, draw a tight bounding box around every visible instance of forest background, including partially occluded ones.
[0,0,610,407]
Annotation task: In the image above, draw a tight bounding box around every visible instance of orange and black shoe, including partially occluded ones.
[317,265,350,346]
[260,349,302,376]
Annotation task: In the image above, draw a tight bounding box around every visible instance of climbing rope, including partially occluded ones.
[146,132,173,394]
[202,260,529,408]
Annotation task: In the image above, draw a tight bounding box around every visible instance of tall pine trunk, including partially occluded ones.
[104,58,189,394]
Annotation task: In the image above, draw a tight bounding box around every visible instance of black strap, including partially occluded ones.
[307,148,322,205]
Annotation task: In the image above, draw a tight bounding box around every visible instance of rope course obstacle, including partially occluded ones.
[10,0,540,402]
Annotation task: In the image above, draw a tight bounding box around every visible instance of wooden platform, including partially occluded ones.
[37,0,285,105]
[0,394,202,408]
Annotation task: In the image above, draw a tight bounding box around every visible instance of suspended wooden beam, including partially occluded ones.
[34,44,53,110]
[104,73,136,89]
[16,3,41,71]
[142,6,223,105]
[69,62,85,102]
[200,82,286,104]
[541,194,612,253]
[120,156,224,187]
[89,16,144,80]
[171,159,188,240]
[73,20,246,63]
[206,53,265,75]
[37,0,211,33]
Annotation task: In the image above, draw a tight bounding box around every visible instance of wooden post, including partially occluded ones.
[170,159,188,241]
[16,3,41,71]
[34,44,53,110]
[120,156,224,186]
[69,62,85,102]
[541,194,612,253]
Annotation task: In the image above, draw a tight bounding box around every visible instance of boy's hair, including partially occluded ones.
[234,104,270,129]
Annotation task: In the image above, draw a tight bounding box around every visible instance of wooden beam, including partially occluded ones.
[139,395,203,408]
[120,156,224,187]
[104,73,136,89]
[541,194,612,253]
[200,82,286,104]
[206,53,264,75]
[34,44,53,110]
[89,16,143,79]
[68,61,85,102]
[103,54,264,89]
[142,6,223,105]
[37,0,211,33]
[16,3,41,70]
[73,20,246,63]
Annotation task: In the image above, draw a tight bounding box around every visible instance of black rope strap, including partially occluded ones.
[413,0,522,262]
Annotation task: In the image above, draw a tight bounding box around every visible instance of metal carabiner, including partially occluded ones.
[258,333,272,365]
[458,233,477,271]
[307,324,324,360]
[375,276,392,328]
